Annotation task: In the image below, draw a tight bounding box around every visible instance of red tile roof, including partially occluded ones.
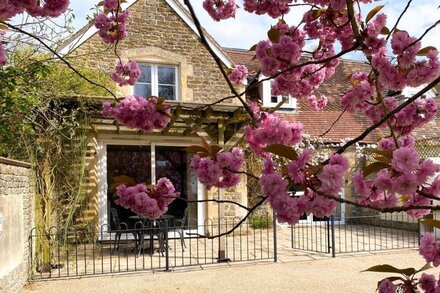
[224,48,440,144]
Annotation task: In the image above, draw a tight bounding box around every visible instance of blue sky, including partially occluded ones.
[68,0,440,52]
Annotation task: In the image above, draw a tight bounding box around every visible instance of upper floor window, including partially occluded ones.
[402,85,437,100]
[134,64,178,101]
[260,78,297,110]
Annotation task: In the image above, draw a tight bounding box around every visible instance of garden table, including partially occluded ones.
[129,215,174,256]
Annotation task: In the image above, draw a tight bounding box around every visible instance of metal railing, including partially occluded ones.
[29,216,275,280]
[290,212,420,255]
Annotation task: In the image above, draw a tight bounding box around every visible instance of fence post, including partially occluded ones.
[164,220,170,272]
[331,216,336,257]
[273,209,277,262]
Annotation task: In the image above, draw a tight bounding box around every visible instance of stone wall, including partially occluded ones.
[73,0,237,104]
[0,158,34,293]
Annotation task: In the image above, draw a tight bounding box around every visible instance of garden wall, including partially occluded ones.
[0,157,34,293]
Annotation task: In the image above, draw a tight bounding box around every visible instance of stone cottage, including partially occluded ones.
[59,0,250,239]
[59,0,440,233]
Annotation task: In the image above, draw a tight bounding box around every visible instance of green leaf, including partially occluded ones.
[109,175,136,192]
[201,137,211,153]
[416,262,432,274]
[363,161,389,177]
[420,219,440,229]
[210,145,222,156]
[264,144,298,161]
[363,264,416,277]
[185,145,209,154]
[366,5,384,23]
[380,26,391,35]
[418,46,437,56]
[267,26,280,44]
[310,9,324,21]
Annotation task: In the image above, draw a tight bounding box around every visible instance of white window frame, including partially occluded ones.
[97,136,205,241]
[133,64,179,101]
[260,76,297,110]
[401,85,437,99]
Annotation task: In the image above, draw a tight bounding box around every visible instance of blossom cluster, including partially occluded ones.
[354,145,440,218]
[102,96,171,132]
[245,111,303,155]
[0,0,69,19]
[307,95,328,111]
[378,272,440,293]
[377,233,440,292]
[342,69,437,136]
[243,0,292,18]
[190,148,244,190]
[259,152,348,225]
[0,0,70,67]
[115,178,179,219]
[94,0,129,44]
[111,60,141,86]
[229,65,248,85]
[202,0,237,21]
[420,233,440,267]
[372,32,440,91]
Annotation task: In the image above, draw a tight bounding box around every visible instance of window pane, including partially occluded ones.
[158,67,176,85]
[138,65,152,83]
[158,85,175,100]
[271,95,278,104]
[106,145,151,227]
[155,146,198,228]
[134,83,152,97]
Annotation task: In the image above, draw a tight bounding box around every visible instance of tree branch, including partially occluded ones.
[1,21,118,101]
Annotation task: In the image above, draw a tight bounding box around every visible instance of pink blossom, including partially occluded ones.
[245,112,303,155]
[420,233,440,267]
[229,65,248,85]
[307,95,328,111]
[203,0,237,21]
[419,273,437,293]
[393,173,418,195]
[391,147,420,173]
[260,172,289,198]
[111,60,141,87]
[95,10,129,44]
[104,0,119,11]
[243,0,293,18]
[191,147,244,190]
[115,179,179,219]
[102,96,171,132]
[27,0,70,17]
[378,279,397,293]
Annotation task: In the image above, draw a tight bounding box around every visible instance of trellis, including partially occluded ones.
[415,137,440,159]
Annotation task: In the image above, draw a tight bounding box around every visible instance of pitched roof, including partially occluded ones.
[58,0,234,68]
[224,48,440,143]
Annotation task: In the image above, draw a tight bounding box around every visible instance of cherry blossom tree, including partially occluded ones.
[2,0,440,291]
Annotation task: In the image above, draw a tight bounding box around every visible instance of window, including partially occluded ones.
[134,64,178,101]
[260,78,297,110]
[106,145,197,227]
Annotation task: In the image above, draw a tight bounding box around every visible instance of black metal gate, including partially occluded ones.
[290,212,421,256]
